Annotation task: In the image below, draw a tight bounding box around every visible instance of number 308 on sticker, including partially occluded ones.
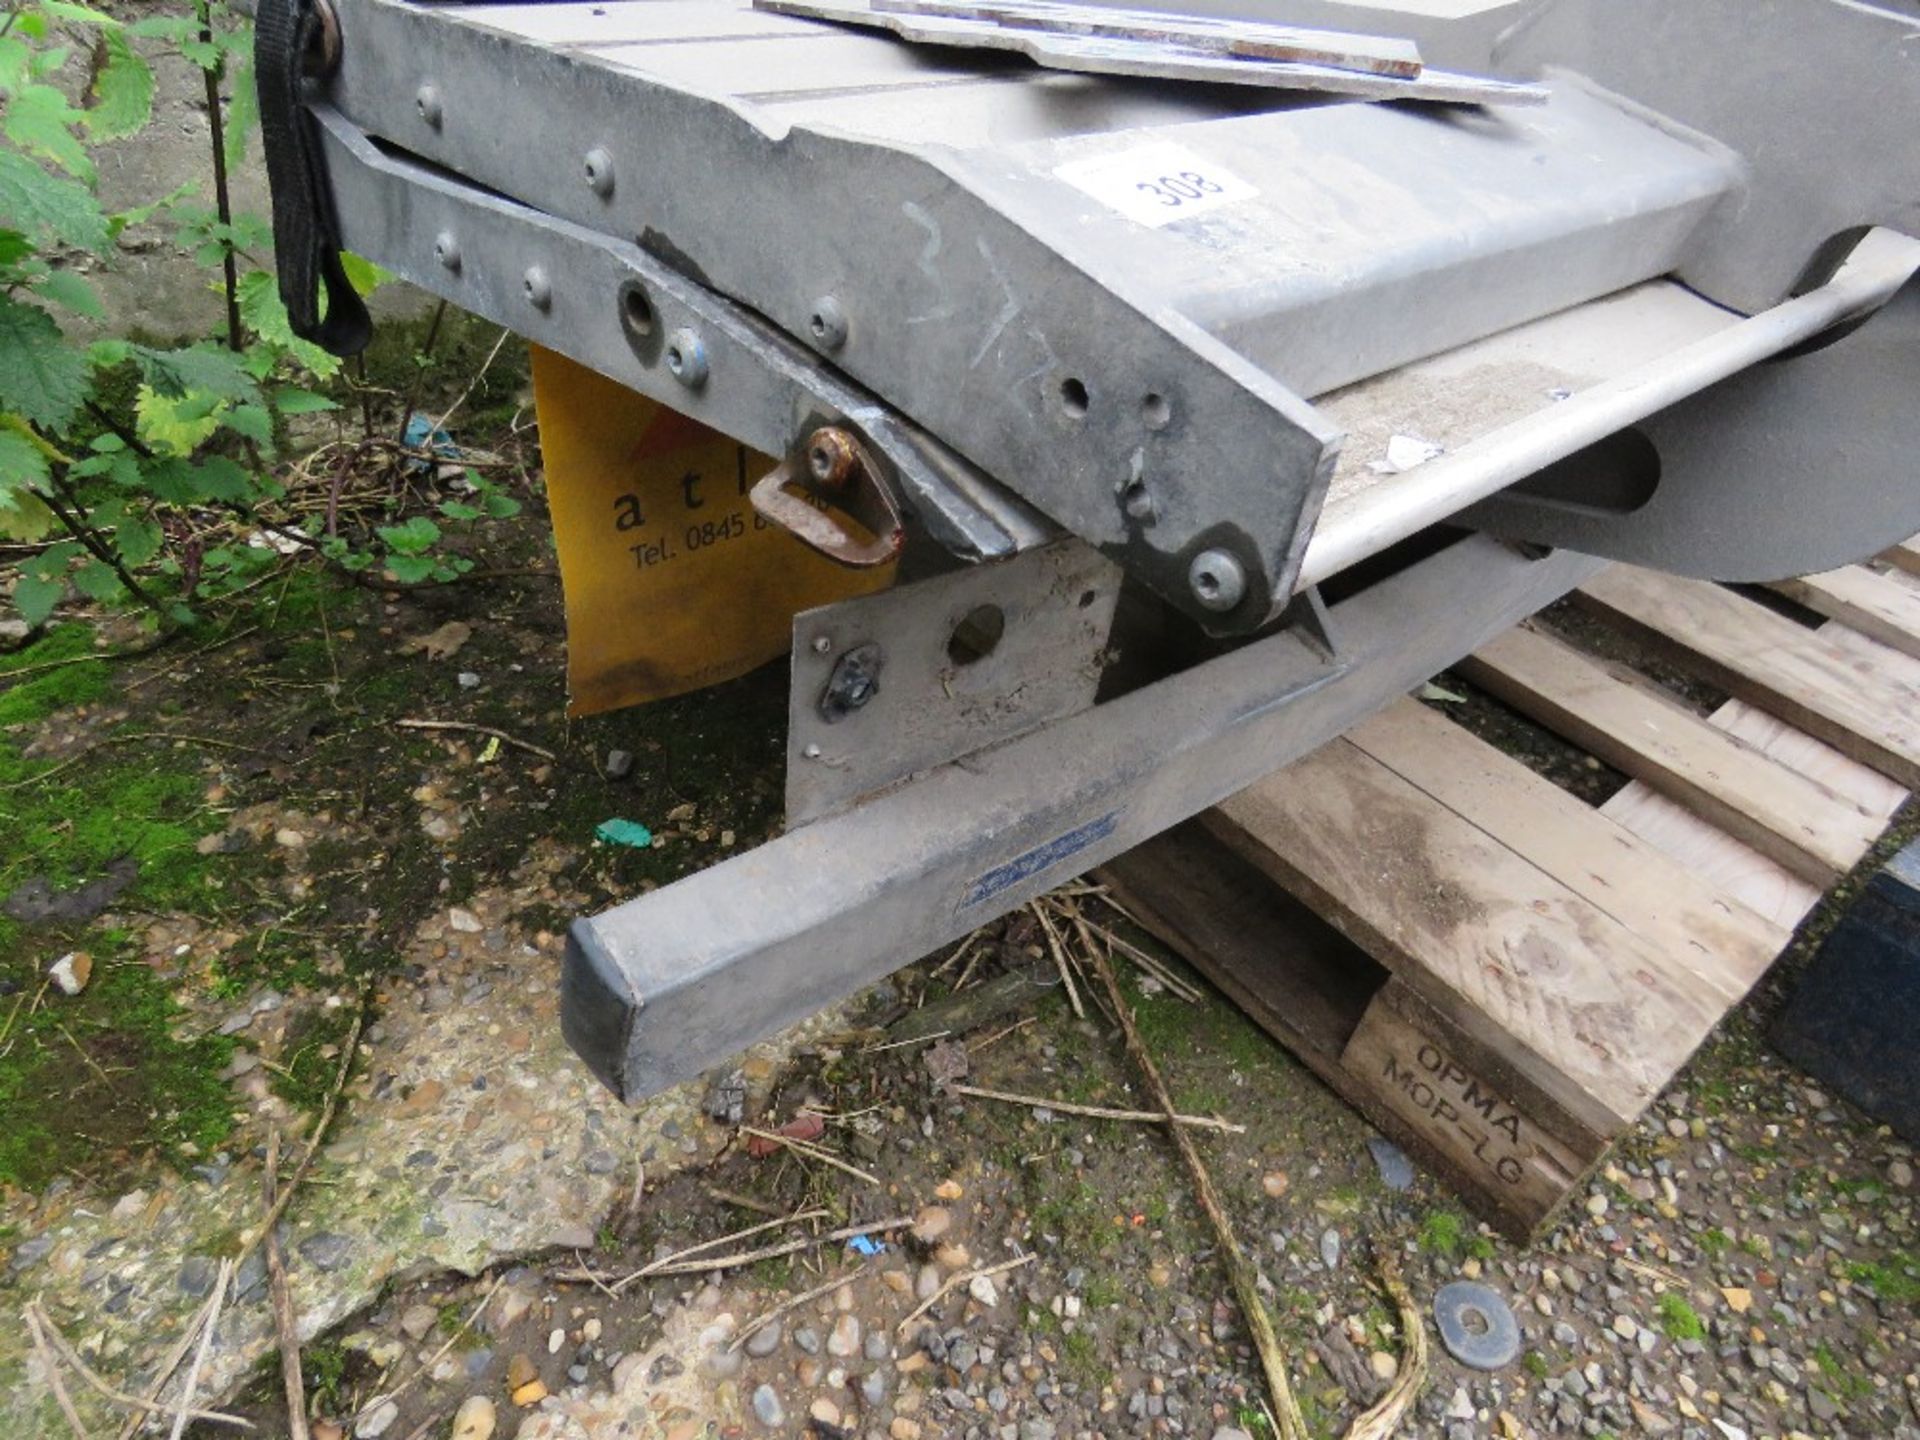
[1053,141,1258,228]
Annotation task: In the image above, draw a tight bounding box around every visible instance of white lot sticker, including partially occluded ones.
[1053,142,1258,228]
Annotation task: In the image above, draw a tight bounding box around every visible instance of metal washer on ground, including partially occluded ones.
[1433,1281,1521,1371]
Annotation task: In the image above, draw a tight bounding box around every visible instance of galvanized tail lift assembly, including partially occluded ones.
[256,0,1920,1101]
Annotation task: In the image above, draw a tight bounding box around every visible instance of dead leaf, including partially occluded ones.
[398,620,473,661]
[746,1111,826,1157]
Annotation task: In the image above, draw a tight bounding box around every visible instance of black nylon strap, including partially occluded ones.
[256,0,372,357]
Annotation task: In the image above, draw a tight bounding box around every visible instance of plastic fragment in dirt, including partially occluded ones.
[595,818,654,848]
[848,1235,886,1256]
[746,1112,827,1156]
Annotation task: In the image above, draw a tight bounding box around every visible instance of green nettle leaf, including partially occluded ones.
[0,150,109,252]
[438,499,482,522]
[339,251,394,298]
[71,558,124,602]
[385,554,436,584]
[9,571,65,624]
[483,491,522,519]
[223,57,257,168]
[0,428,52,498]
[0,296,93,432]
[377,515,441,556]
[4,83,95,182]
[31,268,103,318]
[136,385,225,456]
[192,454,254,502]
[38,0,120,26]
[115,515,164,566]
[0,35,29,89]
[0,228,33,268]
[220,401,273,446]
[236,269,341,378]
[86,29,155,141]
[0,488,56,541]
[134,343,262,403]
[271,386,338,416]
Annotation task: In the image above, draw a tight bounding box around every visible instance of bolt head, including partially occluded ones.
[415,84,443,127]
[433,232,461,273]
[811,636,833,655]
[808,297,848,351]
[664,328,708,389]
[523,266,552,311]
[1188,548,1247,613]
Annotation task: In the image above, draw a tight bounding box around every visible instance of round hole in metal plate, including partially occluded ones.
[947,604,1006,667]
[1059,376,1089,419]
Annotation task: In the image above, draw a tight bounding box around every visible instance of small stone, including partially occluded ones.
[935,1178,964,1200]
[752,1383,786,1428]
[890,1421,923,1440]
[450,1395,496,1440]
[457,671,481,689]
[933,1242,970,1270]
[1370,1351,1399,1382]
[746,1320,783,1358]
[355,1400,399,1438]
[1612,1314,1638,1340]
[793,1325,821,1355]
[1891,1159,1914,1189]
[47,951,91,996]
[914,1265,940,1301]
[547,1327,566,1355]
[449,907,484,933]
[809,1398,842,1427]
[276,828,306,849]
[510,1380,548,1407]
[1261,1171,1290,1198]
[506,1354,539,1390]
[1366,1138,1415,1191]
[604,749,634,779]
[828,1314,862,1357]
[400,1303,438,1341]
[1212,1430,1256,1440]
[1320,1228,1341,1271]
[911,1205,951,1243]
[1721,1287,1752,1314]
[1585,1193,1609,1217]
[864,1330,890,1362]
[297,1232,353,1272]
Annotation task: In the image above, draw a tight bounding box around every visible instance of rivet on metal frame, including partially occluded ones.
[433,232,461,273]
[523,266,552,312]
[808,297,849,351]
[415,84,443,128]
[584,148,615,199]
[818,642,884,723]
[664,329,708,389]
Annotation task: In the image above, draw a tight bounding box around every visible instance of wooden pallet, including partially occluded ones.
[1103,548,1920,1237]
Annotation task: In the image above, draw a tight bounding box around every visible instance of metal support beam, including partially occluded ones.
[564,533,1603,1101]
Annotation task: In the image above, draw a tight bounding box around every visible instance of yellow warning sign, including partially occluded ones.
[533,347,895,715]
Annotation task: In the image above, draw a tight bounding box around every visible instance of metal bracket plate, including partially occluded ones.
[785,539,1122,826]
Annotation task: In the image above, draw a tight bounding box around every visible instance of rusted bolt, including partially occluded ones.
[306,0,342,76]
[805,428,860,488]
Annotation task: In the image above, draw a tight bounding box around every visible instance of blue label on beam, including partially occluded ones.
[959,810,1120,910]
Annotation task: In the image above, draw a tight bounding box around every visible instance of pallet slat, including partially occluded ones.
[1206,733,1734,1139]
[1773,565,1920,663]
[1882,534,1920,578]
[1576,567,1920,788]
[1460,625,1880,886]
[1345,699,1788,989]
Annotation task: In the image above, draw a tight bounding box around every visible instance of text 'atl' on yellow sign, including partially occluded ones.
[532,347,895,716]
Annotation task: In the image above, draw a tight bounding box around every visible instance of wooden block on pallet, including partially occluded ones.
[1101,823,1603,1237]
[1773,565,1920,663]
[1460,623,1884,886]
[1576,566,1920,788]
[1882,534,1920,579]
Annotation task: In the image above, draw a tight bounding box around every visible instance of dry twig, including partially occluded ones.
[1028,901,1085,1019]
[894,1252,1035,1337]
[1084,944,1312,1440]
[394,718,556,761]
[168,1259,233,1440]
[25,1307,89,1440]
[950,1083,1244,1133]
[561,1217,912,1287]
[738,1125,879,1186]
[606,1209,827,1293]
[353,1275,505,1428]
[1344,1256,1428,1440]
[27,1304,254,1430]
[263,1133,310,1440]
[730,1270,863,1353]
